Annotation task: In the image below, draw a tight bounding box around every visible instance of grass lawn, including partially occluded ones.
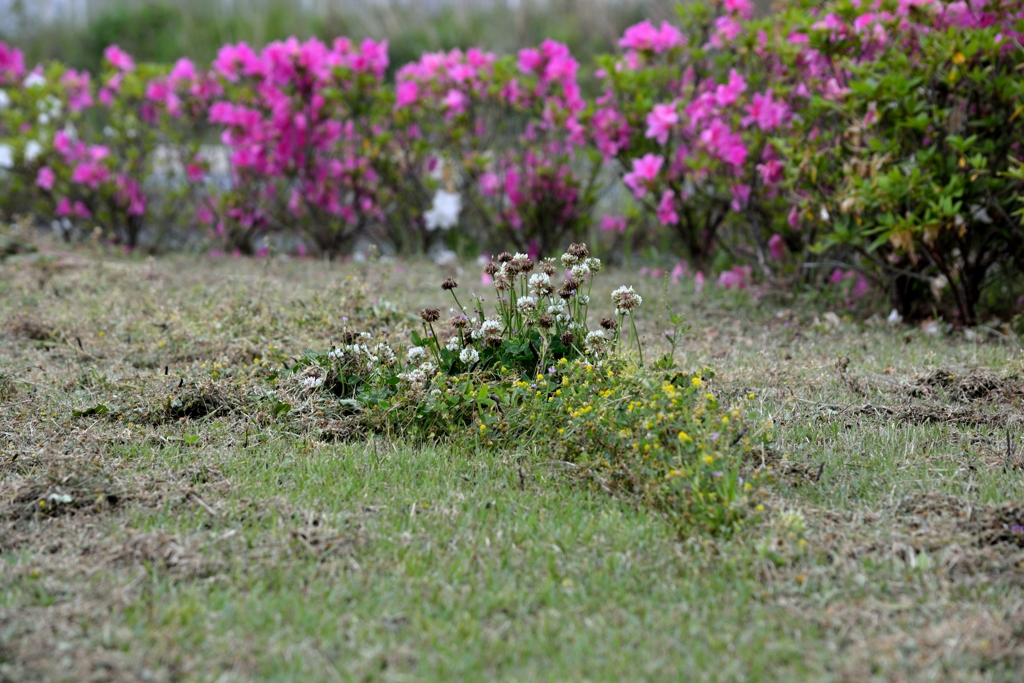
[3,249,1024,682]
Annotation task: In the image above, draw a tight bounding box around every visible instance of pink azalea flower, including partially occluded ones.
[694,271,705,294]
[645,102,679,145]
[657,190,679,225]
[623,153,663,198]
[757,160,785,185]
[787,206,802,230]
[36,167,55,190]
[724,0,755,20]
[730,184,751,212]
[601,215,627,233]
[745,90,789,130]
[768,233,786,260]
[443,89,467,114]
[395,81,418,108]
[103,45,135,72]
[0,41,25,83]
[714,69,747,108]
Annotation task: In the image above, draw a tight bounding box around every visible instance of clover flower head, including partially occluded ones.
[585,257,602,273]
[517,296,538,313]
[528,273,554,297]
[460,347,480,365]
[570,262,590,279]
[441,276,458,291]
[584,330,609,354]
[408,346,427,361]
[420,308,441,323]
[446,336,462,351]
[611,285,642,314]
[302,375,325,390]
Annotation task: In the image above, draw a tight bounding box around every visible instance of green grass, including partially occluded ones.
[3,244,1024,681]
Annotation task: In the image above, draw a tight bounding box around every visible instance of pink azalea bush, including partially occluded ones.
[395,39,599,255]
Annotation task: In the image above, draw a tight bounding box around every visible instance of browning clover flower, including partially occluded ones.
[449,314,469,328]
[600,317,618,331]
[560,331,575,346]
[441,277,458,291]
[497,251,514,263]
[538,314,554,329]
[540,259,556,277]
[513,253,534,273]
[420,308,441,323]
[559,277,580,300]
[611,286,642,315]
[483,261,499,276]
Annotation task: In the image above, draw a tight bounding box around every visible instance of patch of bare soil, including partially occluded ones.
[911,368,1024,403]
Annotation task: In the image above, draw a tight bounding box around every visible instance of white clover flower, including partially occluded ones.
[578,294,590,305]
[513,252,530,261]
[424,189,462,231]
[460,347,480,365]
[419,361,437,375]
[556,313,571,325]
[374,343,396,365]
[516,296,537,313]
[408,346,426,361]
[0,144,13,170]
[611,286,642,315]
[302,375,325,390]
[528,273,552,297]
[584,330,609,354]
[327,347,344,360]
[479,318,503,338]
[446,336,462,351]
[570,263,590,279]
[547,300,565,314]
[0,90,10,110]
[585,257,602,273]
[24,140,43,164]
[560,252,579,268]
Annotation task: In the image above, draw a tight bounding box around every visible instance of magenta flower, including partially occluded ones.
[657,190,679,225]
[645,102,678,145]
[714,69,747,108]
[103,45,135,72]
[601,215,627,233]
[0,41,25,84]
[623,153,663,199]
[443,89,467,114]
[787,206,802,230]
[746,90,789,131]
[36,167,55,190]
[724,0,755,20]
[768,233,786,260]
[395,81,418,108]
[72,162,109,189]
[730,184,751,212]
[757,160,784,185]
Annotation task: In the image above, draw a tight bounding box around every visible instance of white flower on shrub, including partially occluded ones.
[24,141,43,164]
[0,144,13,170]
[459,347,479,365]
[0,90,10,110]
[408,346,426,362]
[424,190,461,232]
[23,72,46,88]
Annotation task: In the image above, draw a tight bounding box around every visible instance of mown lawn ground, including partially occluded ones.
[2,246,1024,682]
